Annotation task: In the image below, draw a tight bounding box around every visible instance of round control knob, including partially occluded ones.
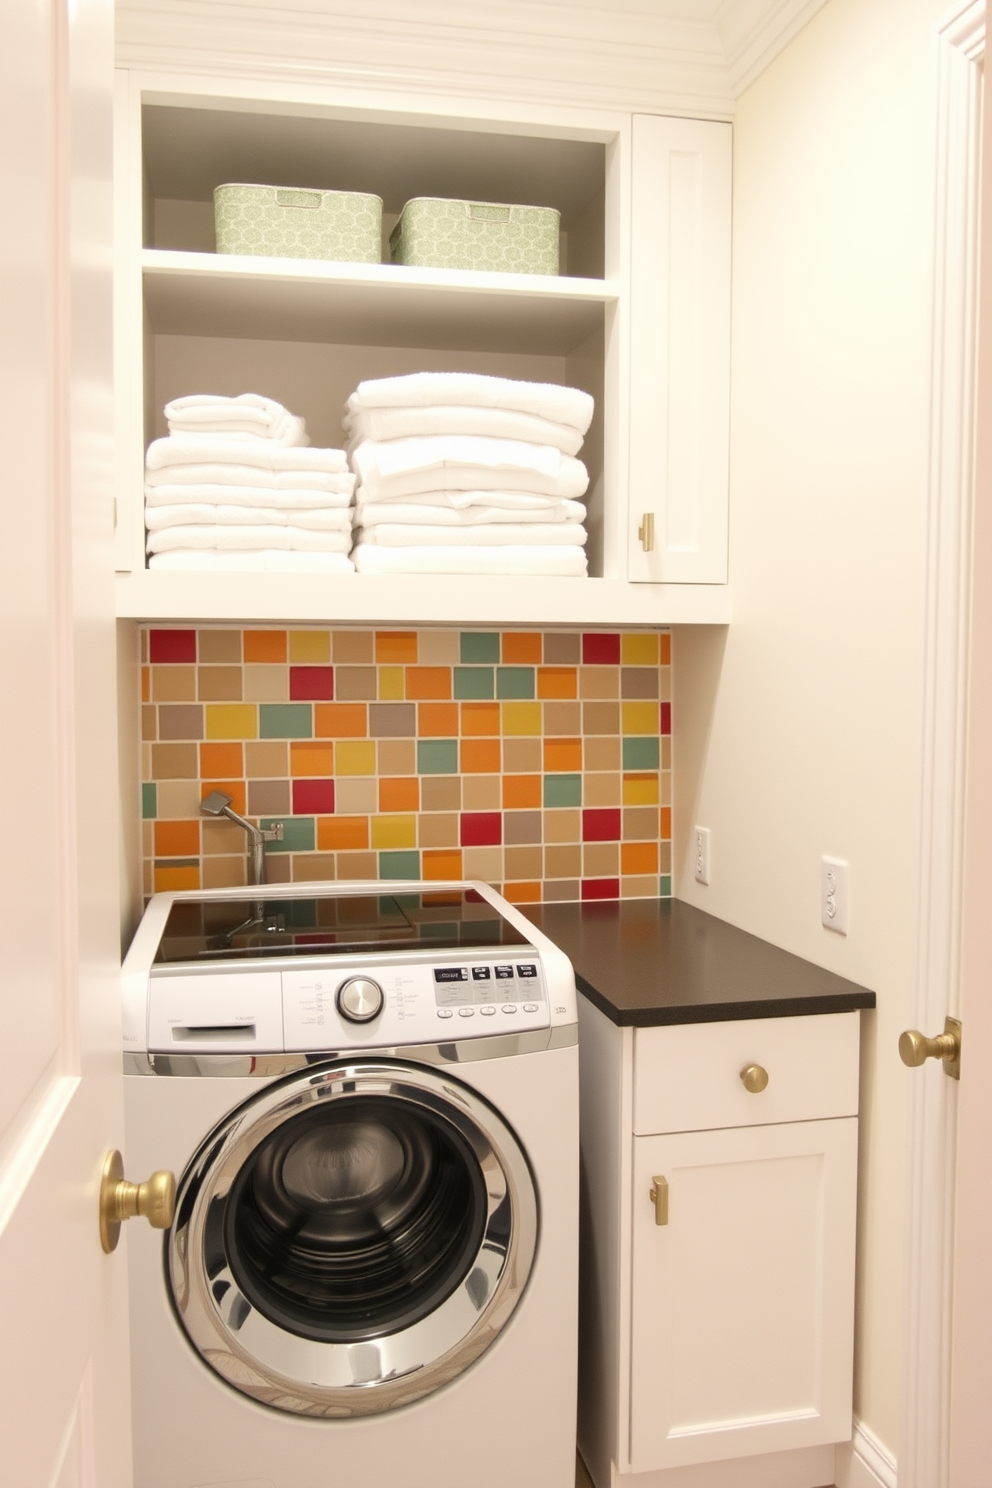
[336,976,384,1023]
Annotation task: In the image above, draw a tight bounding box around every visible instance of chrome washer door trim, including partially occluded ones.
[168,1060,538,1416]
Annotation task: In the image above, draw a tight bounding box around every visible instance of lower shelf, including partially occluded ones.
[114,570,732,626]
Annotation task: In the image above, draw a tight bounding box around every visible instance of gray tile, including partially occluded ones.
[369,702,416,737]
[504,810,542,845]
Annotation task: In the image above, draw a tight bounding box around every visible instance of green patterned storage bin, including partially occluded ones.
[390,197,560,275]
[214,183,382,263]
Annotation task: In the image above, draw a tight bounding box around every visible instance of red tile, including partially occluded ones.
[460,812,502,847]
[150,629,196,664]
[582,877,621,901]
[661,701,672,735]
[582,808,622,842]
[582,633,620,665]
[290,666,334,701]
[292,778,335,814]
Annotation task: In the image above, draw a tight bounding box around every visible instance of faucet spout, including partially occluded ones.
[199,790,282,886]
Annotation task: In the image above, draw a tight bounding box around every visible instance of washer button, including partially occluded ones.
[501,1004,517,1014]
[523,1003,539,1013]
[437,1008,454,1020]
[480,1005,497,1016]
[458,1007,475,1018]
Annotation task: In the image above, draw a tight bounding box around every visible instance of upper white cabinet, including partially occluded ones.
[113,73,733,626]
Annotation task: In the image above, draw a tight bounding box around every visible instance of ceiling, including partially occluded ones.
[116,0,832,117]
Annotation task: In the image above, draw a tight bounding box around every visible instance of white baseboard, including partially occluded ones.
[833,1419,897,1488]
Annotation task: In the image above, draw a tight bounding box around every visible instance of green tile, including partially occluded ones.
[379,850,422,880]
[623,736,660,770]
[154,857,197,869]
[544,773,582,808]
[261,816,315,853]
[259,703,313,739]
[496,666,535,700]
[454,666,495,700]
[460,632,500,663]
[417,739,458,774]
[659,875,672,897]
[141,782,157,819]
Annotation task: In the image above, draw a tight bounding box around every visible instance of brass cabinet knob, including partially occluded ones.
[638,512,655,552]
[99,1149,176,1254]
[649,1175,669,1226]
[740,1063,769,1094]
[899,1017,961,1080]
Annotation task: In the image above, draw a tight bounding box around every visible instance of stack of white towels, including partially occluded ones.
[144,394,356,573]
[345,373,593,576]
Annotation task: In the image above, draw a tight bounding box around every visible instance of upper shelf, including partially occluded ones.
[142,250,616,354]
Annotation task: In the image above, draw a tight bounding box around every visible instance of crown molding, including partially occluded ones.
[114,0,828,117]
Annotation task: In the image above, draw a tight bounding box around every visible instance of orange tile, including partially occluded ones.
[419,702,459,737]
[460,702,501,736]
[660,806,672,839]
[200,742,243,778]
[154,819,200,857]
[154,864,200,892]
[537,667,578,699]
[659,633,671,665]
[201,780,247,816]
[621,840,659,875]
[405,666,452,700]
[503,774,541,809]
[379,777,420,811]
[544,737,582,773]
[141,666,150,703]
[461,738,501,774]
[244,629,287,663]
[504,881,542,904]
[375,631,418,664]
[502,632,542,664]
[317,816,369,851]
[290,741,333,776]
[423,848,464,880]
[314,703,367,738]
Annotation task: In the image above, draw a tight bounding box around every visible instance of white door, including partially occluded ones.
[0,2,130,1485]
[629,1119,858,1472]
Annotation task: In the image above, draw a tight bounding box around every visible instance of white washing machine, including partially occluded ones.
[121,880,578,1488]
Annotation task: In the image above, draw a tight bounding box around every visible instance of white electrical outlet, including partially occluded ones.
[694,826,710,885]
[821,856,849,934]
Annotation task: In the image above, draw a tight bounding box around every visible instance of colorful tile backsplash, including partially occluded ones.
[139,627,672,904]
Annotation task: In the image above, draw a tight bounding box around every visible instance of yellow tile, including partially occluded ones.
[623,772,660,805]
[154,864,200,892]
[371,814,417,850]
[622,633,659,666]
[502,701,542,736]
[621,701,661,736]
[289,630,330,663]
[379,666,405,700]
[206,704,258,740]
[335,740,377,776]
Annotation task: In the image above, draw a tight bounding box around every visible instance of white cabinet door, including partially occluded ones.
[628,114,731,584]
[629,1118,857,1471]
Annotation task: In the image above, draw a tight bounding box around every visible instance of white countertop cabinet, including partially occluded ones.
[112,71,732,627]
[578,997,861,1488]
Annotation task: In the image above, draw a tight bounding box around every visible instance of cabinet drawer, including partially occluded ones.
[632,1012,860,1134]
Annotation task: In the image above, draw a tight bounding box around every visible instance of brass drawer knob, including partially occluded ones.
[99,1149,176,1254]
[899,1017,961,1080]
[740,1063,769,1094]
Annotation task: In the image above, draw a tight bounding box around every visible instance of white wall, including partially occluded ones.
[674,0,950,1456]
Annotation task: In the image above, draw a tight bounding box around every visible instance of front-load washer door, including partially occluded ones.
[168,1060,538,1416]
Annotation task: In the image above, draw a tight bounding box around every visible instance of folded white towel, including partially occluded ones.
[146,525,352,554]
[347,373,594,434]
[148,550,355,574]
[146,436,349,474]
[165,394,309,446]
[352,544,588,577]
[355,500,586,527]
[145,504,353,532]
[343,403,584,456]
[353,488,584,513]
[145,484,353,511]
[353,437,588,502]
[357,523,587,547]
[145,464,353,492]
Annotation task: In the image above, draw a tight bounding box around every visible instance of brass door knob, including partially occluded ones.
[99,1149,176,1254]
[899,1017,961,1080]
[740,1064,769,1094]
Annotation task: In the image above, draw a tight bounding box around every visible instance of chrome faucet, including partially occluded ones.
[199,790,284,886]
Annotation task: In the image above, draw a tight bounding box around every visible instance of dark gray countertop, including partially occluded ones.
[521,898,876,1026]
